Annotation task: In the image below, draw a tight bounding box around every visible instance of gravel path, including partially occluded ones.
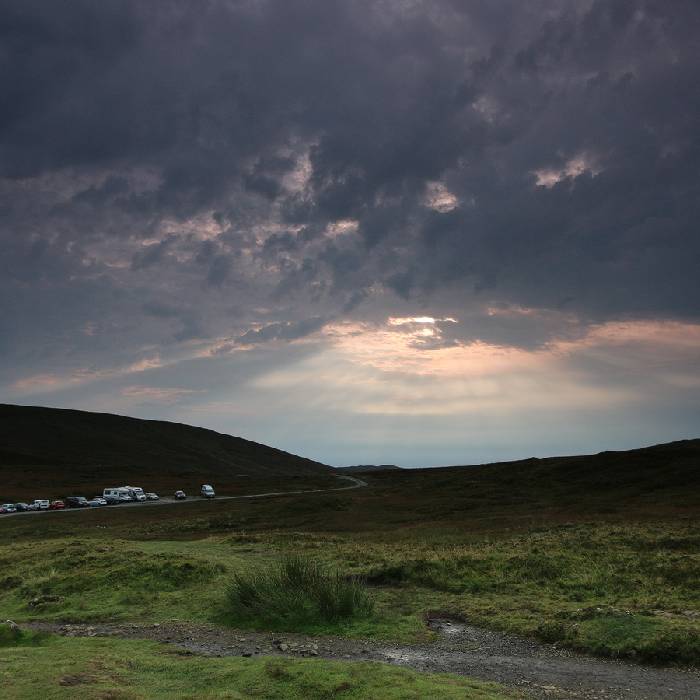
[25,618,700,700]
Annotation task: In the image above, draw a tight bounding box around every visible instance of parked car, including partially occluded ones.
[49,500,65,510]
[91,497,108,506]
[34,499,50,510]
[1,503,17,514]
[14,502,30,512]
[145,492,159,501]
[200,484,215,498]
[88,498,106,507]
[65,496,90,508]
[174,490,186,500]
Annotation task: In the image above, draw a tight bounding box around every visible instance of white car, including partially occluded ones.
[2,503,17,513]
[34,499,50,510]
[200,484,215,498]
[145,492,159,500]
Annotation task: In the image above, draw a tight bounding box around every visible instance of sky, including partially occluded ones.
[1,0,699,467]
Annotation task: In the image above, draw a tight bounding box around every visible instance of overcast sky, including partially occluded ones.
[2,0,699,466]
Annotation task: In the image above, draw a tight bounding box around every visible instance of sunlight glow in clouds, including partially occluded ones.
[247,318,700,419]
[534,153,602,188]
[424,181,459,212]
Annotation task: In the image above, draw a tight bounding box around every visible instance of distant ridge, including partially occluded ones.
[335,465,403,473]
[0,404,333,499]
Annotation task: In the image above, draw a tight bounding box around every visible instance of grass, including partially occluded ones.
[1,521,698,664]
[0,633,514,699]
[226,554,374,629]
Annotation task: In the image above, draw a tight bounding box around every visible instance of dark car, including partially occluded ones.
[65,496,90,508]
[174,490,186,500]
[14,502,30,512]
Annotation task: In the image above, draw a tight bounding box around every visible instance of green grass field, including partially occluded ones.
[0,630,512,699]
[2,519,698,664]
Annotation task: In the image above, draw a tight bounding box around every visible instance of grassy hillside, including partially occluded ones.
[0,404,334,500]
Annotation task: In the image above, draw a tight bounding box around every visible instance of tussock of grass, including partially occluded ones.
[0,625,47,648]
[226,554,374,628]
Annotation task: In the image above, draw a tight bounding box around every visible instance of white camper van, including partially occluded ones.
[103,487,132,504]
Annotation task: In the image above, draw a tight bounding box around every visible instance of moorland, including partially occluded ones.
[1,404,698,699]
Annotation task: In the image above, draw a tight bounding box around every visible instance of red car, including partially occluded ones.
[49,500,65,510]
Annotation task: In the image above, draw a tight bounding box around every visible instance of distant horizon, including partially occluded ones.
[7,401,697,470]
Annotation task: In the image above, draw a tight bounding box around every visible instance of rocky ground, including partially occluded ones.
[23,618,700,700]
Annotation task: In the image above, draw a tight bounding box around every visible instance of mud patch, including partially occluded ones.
[59,673,95,686]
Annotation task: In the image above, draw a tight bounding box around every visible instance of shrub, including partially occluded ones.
[226,555,373,627]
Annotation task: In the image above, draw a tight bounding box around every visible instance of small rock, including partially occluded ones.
[28,594,62,608]
[242,651,253,657]
[279,643,289,652]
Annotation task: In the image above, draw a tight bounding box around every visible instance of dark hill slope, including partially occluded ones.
[0,404,334,499]
[352,439,700,529]
[335,465,403,474]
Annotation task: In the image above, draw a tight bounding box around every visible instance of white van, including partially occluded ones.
[122,486,147,502]
[33,499,50,510]
[200,484,215,498]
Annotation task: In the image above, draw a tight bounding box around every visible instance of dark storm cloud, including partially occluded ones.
[1,0,699,383]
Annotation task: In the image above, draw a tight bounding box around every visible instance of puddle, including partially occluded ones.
[426,617,468,636]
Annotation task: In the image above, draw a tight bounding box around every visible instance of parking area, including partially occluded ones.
[0,476,366,518]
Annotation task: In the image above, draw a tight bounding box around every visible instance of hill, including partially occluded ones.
[339,438,700,530]
[335,464,403,473]
[0,404,334,500]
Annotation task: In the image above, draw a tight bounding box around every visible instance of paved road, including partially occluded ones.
[0,475,367,518]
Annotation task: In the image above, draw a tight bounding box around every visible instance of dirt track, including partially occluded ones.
[26,618,700,700]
